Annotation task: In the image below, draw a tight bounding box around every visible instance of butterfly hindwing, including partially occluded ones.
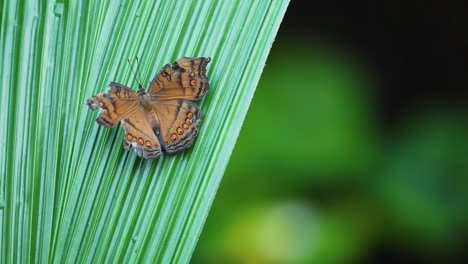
[87,82,139,128]
[121,108,163,159]
[147,57,211,101]
[151,99,202,154]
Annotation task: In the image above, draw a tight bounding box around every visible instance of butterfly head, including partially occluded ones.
[137,84,146,95]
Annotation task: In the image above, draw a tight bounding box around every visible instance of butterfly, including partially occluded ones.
[86,57,211,159]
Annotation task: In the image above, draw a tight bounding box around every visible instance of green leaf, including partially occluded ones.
[0,0,288,262]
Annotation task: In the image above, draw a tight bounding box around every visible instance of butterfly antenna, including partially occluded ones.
[135,56,144,89]
[127,58,139,89]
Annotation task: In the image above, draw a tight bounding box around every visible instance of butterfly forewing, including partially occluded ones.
[86,83,139,128]
[147,57,211,101]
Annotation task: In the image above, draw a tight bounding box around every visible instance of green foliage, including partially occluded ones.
[0,0,289,262]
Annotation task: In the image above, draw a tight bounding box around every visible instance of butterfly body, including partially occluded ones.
[87,57,211,159]
[137,89,154,111]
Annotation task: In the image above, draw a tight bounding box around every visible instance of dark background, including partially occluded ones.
[194,1,468,263]
[294,1,468,126]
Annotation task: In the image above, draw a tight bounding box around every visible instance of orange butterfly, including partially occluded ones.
[87,57,211,159]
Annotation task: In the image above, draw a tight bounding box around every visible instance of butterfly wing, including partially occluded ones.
[121,108,163,159]
[147,57,211,101]
[87,82,140,127]
[151,99,202,154]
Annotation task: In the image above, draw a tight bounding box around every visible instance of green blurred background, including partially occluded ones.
[193,1,468,263]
